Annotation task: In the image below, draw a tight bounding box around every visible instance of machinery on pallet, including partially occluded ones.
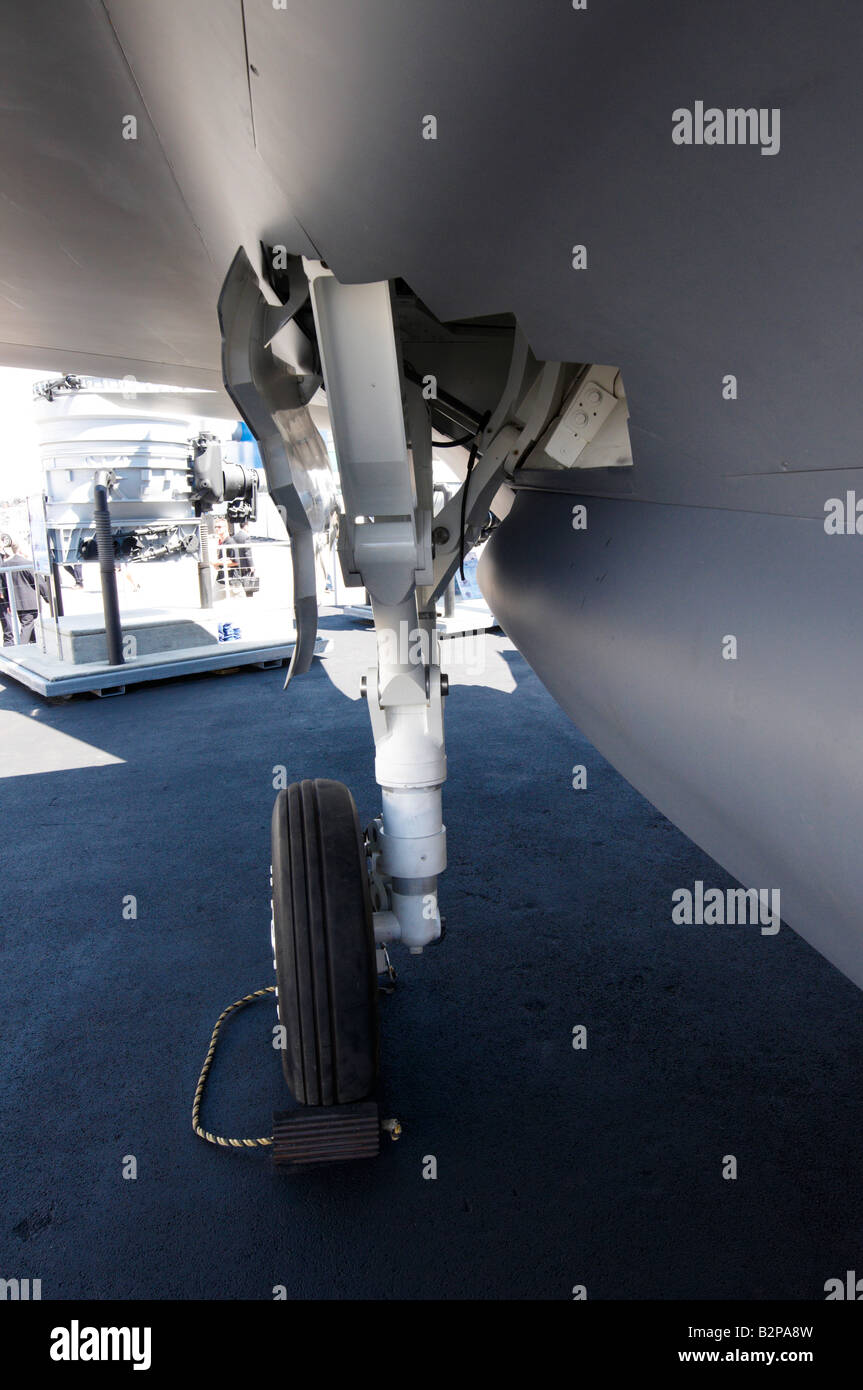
[36,374,260,633]
[0,376,336,697]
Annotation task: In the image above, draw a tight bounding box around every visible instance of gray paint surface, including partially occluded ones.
[3,0,863,525]
[0,1,220,386]
[481,491,863,988]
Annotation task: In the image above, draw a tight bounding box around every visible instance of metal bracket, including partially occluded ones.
[218,246,324,685]
[304,260,433,606]
[423,349,575,605]
[524,363,632,472]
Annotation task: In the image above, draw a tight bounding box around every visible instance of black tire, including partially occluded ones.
[271,779,379,1105]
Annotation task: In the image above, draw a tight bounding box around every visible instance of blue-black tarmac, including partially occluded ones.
[1,614,861,1300]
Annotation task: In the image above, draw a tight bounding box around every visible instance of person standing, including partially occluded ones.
[228,518,257,596]
[211,516,234,596]
[0,532,14,643]
[0,535,50,644]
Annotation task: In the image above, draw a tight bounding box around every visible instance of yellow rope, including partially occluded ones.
[192,986,276,1148]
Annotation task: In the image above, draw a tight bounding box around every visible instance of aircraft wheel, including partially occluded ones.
[271,779,379,1105]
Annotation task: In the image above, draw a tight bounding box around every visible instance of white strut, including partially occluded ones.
[304,262,445,953]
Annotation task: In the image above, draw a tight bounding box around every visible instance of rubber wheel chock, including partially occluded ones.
[272,1101,381,1167]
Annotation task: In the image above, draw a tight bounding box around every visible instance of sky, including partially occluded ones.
[0,366,57,502]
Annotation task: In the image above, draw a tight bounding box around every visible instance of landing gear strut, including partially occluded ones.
[214,242,560,1165]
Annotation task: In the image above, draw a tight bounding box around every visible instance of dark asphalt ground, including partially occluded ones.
[1,612,862,1300]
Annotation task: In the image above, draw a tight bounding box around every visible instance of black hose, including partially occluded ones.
[458,440,480,582]
[432,432,475,449]
[458,410,491,581]
[93,483,124,666]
